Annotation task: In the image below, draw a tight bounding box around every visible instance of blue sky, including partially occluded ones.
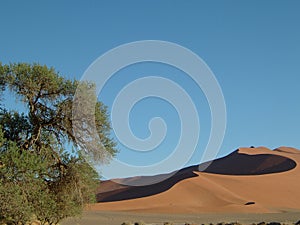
[1,1,300,178]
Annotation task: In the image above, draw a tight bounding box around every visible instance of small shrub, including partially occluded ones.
[217,223,226,225]
[121,222,133,225]
[268,223,281,225]
[228,222,242,225]
[258,222,267,225]
[134,222,146,225]
[245,201,255,205]
[163,222,173,225]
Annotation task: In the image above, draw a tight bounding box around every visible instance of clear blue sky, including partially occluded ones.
[1,1,300,178]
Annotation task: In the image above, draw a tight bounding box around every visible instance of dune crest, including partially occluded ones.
[199,147,297,175]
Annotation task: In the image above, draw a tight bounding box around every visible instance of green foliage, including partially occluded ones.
[0,131,45,225]
[0,63,117,225]
[4,63,116,155]
[0,110,32,146]
[0,182,33,225]
[0,63,8,96]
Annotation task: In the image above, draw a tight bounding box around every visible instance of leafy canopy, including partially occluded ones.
[0,62,117,225]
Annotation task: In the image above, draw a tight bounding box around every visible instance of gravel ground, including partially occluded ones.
[61,210,300,225]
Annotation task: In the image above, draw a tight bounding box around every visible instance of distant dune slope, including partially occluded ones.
[97,165,199,202]
[92,146,300,213]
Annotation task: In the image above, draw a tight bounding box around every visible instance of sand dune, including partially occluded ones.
[92,146,300,213]
[199,147,297,175]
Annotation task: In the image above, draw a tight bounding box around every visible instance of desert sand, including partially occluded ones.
[93,147,300,214]
[63,147,300,225]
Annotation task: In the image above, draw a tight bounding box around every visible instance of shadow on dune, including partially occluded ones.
[200,150,297,175]
[97,165,199,202]
[97,150,297,202]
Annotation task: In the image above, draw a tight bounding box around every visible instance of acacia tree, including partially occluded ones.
[0,133,46,225]
[0,63,117,224]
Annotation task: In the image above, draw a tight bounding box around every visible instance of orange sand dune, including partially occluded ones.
[92,147,300,214]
